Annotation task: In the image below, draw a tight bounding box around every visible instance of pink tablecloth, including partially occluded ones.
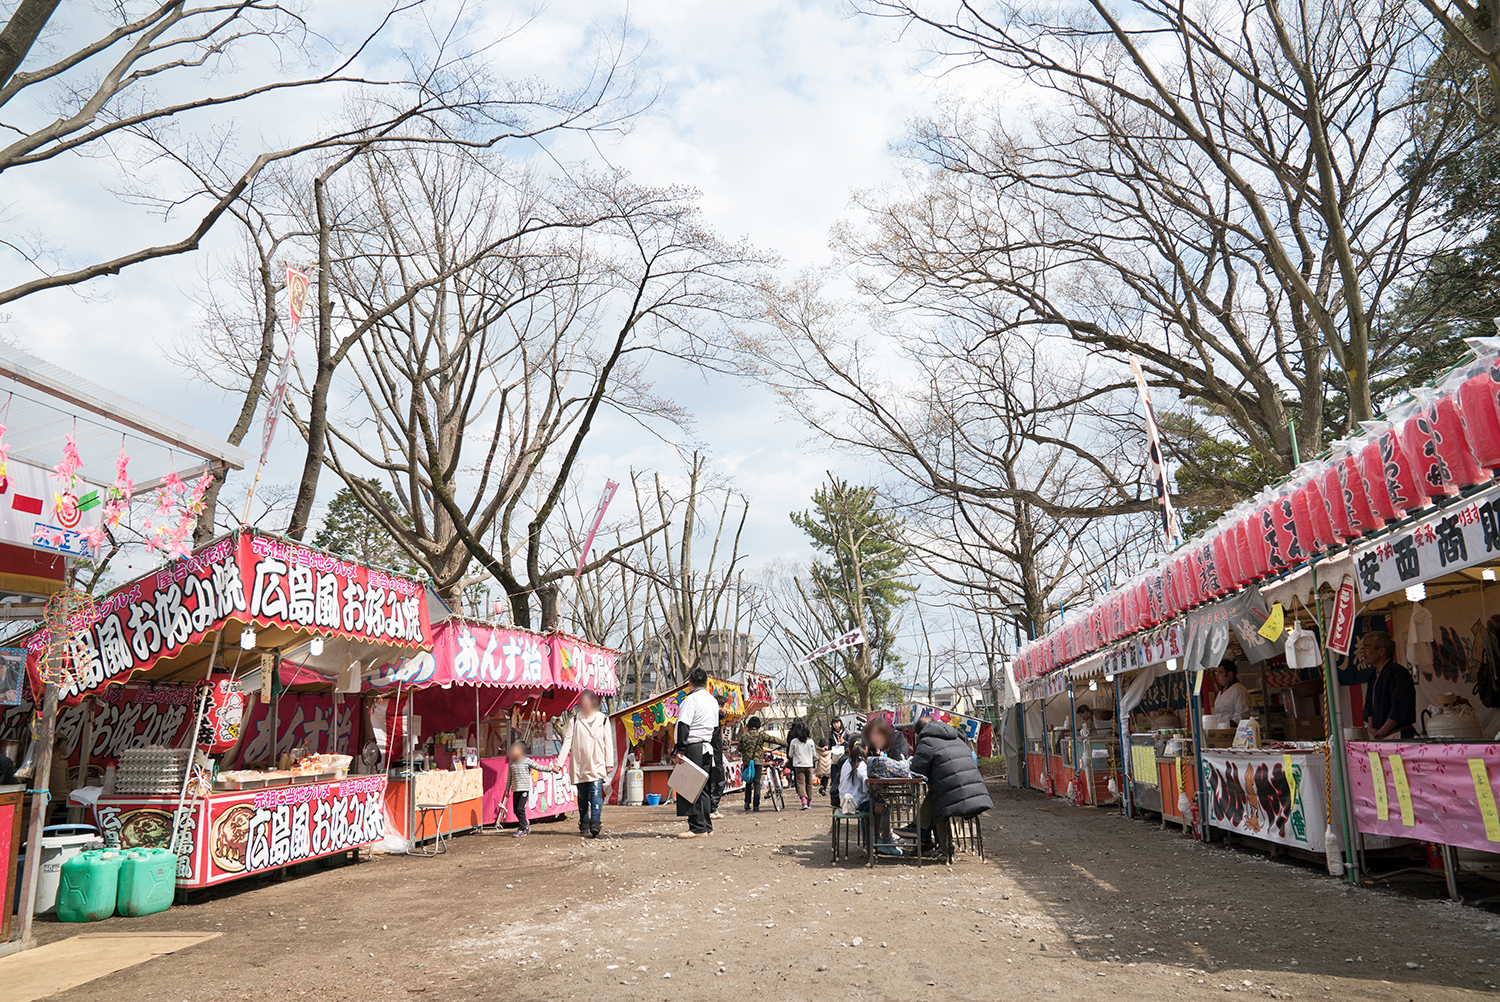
[480,755,577,825]
[1345,740,1500,853]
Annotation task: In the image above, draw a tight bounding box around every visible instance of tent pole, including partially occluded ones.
[1309,568,1361,884]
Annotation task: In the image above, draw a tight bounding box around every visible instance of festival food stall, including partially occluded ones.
[358,619,617,841]
[20,528,432,890]
[1006,341,1500,891]
[608,676,748,805]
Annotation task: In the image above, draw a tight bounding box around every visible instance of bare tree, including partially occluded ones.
[857,0,1481,465]
[745,278,1159,636]
[617,455,753,686]
[266,144,763,621]
[1,2,635,307]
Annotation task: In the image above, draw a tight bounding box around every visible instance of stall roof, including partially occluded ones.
[0,342,251,489]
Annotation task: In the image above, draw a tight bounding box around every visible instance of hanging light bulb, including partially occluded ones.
[1089,679,1099,691]
[1104,674,1114,683]
[239,626,257,650]
[310,636,324,656]
[1166,658,1179,672]
[1405,583,1427,603]
[1485,568,1497,582]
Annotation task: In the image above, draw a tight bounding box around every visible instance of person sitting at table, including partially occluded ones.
[910,717,993,853]
[861,717,906,857]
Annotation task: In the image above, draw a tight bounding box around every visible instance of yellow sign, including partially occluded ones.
[1193,669,1204,696]
[1367,750,1389,821]
[1389,754,1414,827]
[1131,745,1158,785]
[1469,759,1500,842]
[1282,753,1298,812]
[1258,602,1285,641]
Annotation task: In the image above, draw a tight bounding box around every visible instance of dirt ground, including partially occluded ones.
[24,781,1500,1002]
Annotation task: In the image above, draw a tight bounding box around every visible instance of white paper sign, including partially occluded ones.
[1351,483,1500,601]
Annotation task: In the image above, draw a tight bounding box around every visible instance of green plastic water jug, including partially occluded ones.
[56,850,123,923]
[116,848,176,917]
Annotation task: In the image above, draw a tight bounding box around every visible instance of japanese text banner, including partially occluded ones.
[1351,483,1500,601]
[1346,740,1500,853]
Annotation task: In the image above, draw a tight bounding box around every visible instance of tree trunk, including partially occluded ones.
[286,176,335,541]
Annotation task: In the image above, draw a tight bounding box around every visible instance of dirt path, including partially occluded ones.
[26,783,1500,1001]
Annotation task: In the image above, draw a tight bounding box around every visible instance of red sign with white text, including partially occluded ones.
[25,530,431,704]
[1326,580,1357,656]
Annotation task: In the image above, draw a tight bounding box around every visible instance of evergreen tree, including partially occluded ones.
[789,478,917,710]
[312,480,418,575]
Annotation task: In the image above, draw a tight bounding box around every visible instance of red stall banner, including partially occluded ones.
[25,530,432,704]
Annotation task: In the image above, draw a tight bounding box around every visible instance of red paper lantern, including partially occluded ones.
[1459,363,1500,471]
[1136,582,1155,628]
[1238,517,1267,579]
[1399,410,1452,499]
[1198,542,1225,597]
[1213,532,1240,591]
[1289,488,1319,557]
[1321,465,1354,539]
[1377,428,1423,513]
[1359,441,1399,524]
[1303,478,1337,550]
[1339,454,1378,534]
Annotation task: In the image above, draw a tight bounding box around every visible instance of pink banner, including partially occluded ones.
[480,755,577,824]
[368,621,617,697]
[1346,740,1500,853]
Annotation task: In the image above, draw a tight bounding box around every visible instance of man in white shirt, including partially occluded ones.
[672,667,719,838]
[1214,662,1252,726]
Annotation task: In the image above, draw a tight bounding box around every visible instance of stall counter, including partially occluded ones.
[383,768,484,842]
[89,774,388,889]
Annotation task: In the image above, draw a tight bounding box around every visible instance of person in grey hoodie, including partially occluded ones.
[554,690,616,838]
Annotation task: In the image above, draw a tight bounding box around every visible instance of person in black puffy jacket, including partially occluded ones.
[910,720,992,845]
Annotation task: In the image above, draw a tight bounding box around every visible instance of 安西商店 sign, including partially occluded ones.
[1351,482,1500,601]
[25,530,432,703]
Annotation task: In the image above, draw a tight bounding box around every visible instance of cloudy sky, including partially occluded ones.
[3,1,969,596]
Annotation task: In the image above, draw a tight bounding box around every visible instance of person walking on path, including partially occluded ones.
[673,668,719,838]
[709,692,729,819]
[504,740,543,837]
[554,690,616,839]
[736,715,784,812]
[787,719,817,809]
[814,739,833,795]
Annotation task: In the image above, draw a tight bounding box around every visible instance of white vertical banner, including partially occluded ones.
[1130,354,1182,548]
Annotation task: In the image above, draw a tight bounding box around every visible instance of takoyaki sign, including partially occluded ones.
[26,530,431,704]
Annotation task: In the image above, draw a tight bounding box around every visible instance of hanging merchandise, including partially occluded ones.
[1454,340,1500,472]
[0,421,9,494]
[1357,434,1400,525]
[1320,463,1356,540]
[1423,387,1486,488]
[1406,603,1435,675]
[33,433,84,550]
[1363,420,1424,515]
[1335,445,1379,534]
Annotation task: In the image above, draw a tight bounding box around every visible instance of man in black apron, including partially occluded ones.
[673,668,718,838]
